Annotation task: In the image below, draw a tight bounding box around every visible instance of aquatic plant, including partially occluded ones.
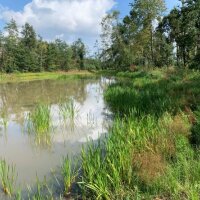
[0,159,17,197]
[28,104,51,134]
[62,157,79,196]
[27,104,52,147]
[0,110,9,129]
[87,111,96,127]
[27,176,54,200]
[59,98,79,121]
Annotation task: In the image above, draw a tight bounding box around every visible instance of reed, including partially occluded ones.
[27,176,54,200]
[59,98,79,121]
[0,159,17,197]
[0,110,8,129]
[62,157,79,196]
[28,104,51,134]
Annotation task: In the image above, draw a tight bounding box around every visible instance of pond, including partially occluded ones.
[0,77,113,198]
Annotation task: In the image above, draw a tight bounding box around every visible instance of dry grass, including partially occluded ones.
[133,151,166,185]
[169,115,191,136]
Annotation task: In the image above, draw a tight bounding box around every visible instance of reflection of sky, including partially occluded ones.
[0,77,113,187]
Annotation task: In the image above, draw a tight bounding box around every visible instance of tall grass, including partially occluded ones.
[27,104,52,147]
[27,176,54,200]
[0,110,9,129]
[59,98,79,122]
[76,68,200,199]
[0,159,17,197]
[62,157,79,197]
[28,104,51,134]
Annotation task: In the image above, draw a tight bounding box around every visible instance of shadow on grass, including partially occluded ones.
[104,70,200,118]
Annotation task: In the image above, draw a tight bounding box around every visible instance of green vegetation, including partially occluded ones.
[0,71,93,84]
[100,0,200,70]
[0,20,98,73]
[78,68,200,199]
[62,157,79,197]
[27,177,54,200]
[0,110,8,129]
[0,159,17,197]
[28,104,51,134]
[59,98,79,122]
[27,104,52,147]
[0,0,199,199]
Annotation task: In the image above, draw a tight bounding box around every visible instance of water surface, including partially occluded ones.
[0,77,112,196]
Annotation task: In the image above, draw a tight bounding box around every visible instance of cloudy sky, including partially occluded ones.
[0,0,180,49]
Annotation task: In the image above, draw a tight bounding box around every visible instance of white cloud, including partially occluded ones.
[0,0,115,48]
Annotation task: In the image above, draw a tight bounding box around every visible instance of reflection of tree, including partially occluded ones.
[0,79,98,124]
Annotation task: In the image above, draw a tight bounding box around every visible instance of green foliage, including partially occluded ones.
[0,20,97,73]
[100,0,200,70]
[191,107,200,146]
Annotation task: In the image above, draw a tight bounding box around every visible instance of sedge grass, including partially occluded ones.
[0,159,17,197]
[62,157,79,197]
[27,104,52,147]
[59,98,79,122]
[28,104,51,134]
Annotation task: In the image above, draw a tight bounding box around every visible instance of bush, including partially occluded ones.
[190,107,200,146]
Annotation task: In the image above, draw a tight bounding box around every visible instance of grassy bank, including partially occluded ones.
[78,67,200,199]
[0,70,93,84]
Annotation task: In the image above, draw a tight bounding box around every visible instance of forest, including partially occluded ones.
[100,0,200,70]
[0,20,97,73]
[0,0,199,72]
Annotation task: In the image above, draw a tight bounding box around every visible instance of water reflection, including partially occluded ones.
[0,77,113,186]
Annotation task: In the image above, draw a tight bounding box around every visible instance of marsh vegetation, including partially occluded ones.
[0,76,111,199]
[77,68,200,199]
[0,0,199,199]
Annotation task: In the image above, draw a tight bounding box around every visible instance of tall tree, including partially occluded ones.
[129,0,166,66]
[21,23,37,49]
[19,22,38,72]
[72,39,86,70]
[4,19,19,72]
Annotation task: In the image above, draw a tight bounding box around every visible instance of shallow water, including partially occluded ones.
[0,77,113,197]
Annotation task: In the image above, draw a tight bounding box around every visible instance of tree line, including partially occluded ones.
[0,0,199,73]
[0,19,98,73]
[100,0,200,70]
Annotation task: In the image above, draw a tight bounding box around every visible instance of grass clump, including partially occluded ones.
[59,98,79,122]
[28,104,51,134]
[62,157,79,197]
[27,177,54,200]
[0,159,17,197]
[27,104,52,147]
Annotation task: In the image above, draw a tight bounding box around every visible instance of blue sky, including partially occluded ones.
[0,0,180,49]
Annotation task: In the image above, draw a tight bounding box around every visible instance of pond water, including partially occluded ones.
[0,77,113,198]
